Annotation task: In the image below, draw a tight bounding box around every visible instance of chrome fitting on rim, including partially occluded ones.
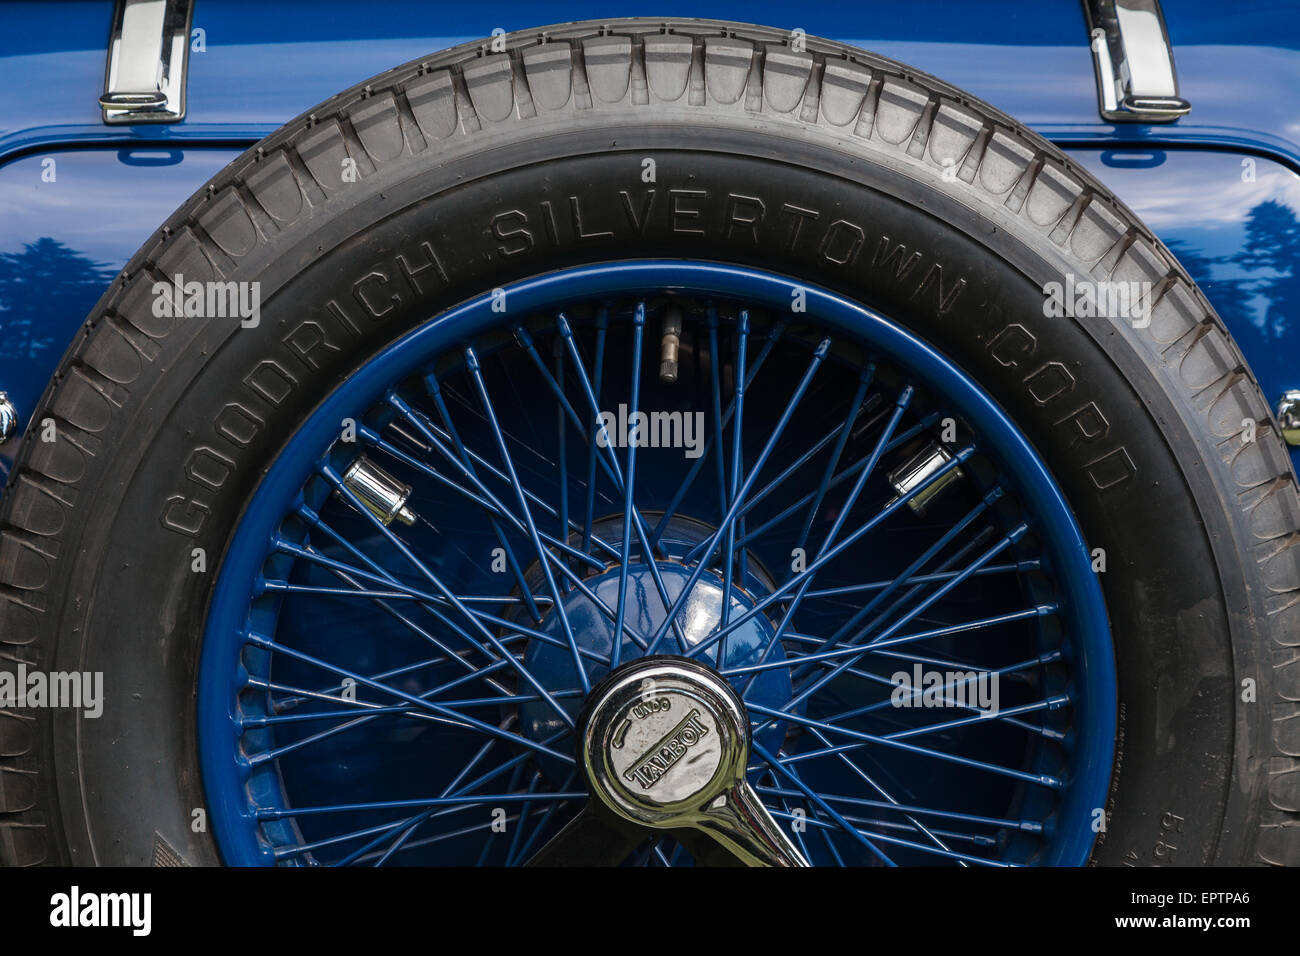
[340,454,417,526]
[888,442,964,514]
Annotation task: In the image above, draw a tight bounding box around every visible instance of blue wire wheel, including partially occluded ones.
[199,261,1117,866]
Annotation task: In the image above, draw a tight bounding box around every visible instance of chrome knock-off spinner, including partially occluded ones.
[581,657,808,867]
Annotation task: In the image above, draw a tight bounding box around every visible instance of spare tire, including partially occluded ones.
[1,18,1296,867]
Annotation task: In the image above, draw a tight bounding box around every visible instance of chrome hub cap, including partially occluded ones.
[586,657,738,817]
[581,656,807,866]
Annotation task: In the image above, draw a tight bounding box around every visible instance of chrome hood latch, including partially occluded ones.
[1084,0,1191,123]
[100,0,193,124]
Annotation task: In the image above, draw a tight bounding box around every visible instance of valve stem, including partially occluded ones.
[659,306,683,384]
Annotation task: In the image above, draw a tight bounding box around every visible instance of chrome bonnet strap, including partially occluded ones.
[100,0,193,124]
[1083,0,1191,123]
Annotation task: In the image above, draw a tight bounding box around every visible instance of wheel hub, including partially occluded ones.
[517,522,793,763]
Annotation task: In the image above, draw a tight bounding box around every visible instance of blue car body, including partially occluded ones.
[2,0,1298,480]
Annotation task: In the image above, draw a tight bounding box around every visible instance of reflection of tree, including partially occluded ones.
[0,238,117,361]
[1163,197,1300,360]
[1232,199,1300,344]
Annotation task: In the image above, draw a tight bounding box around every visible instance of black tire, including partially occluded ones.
[1,18,1296,867]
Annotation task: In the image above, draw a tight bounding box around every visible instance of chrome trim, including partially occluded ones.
[583,657,809,866]
[1278,390,1300,447]
[888,442,964,515]
[1083,0,1191,123]
[0,392,17,444]
[341,455,417,526]
[100,0,193,125]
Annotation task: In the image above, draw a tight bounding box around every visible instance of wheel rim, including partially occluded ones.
[199,260,1117,866]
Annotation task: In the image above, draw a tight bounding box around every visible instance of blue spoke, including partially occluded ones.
[582,310,609,555]
[382,400,623,564]
[362,426,608,571]
[358,417,646,654]
[257,791,585,820]
[512,770,578,864]
[816,649,1063,724]
[373,729,523,867]
[321,459,578,723]
[728,606,1054,678]
[776,788,819,864]
[249,697,469,761]
[782,524,1030,711]
[802,720,966,865]
[725,412,942,553]
[312,734,561,865]
[243,660,522,767]
[252,687,586,732]
[554,337,571,588]
[443,728,571,800]
[795,364,876,556]
[885,696,1068,741]
[755,785,1042,835]
[554,311,692,652]
[256,655,510,718]
[761,807,1009,866]
[746,643,1069,746]
[777,698,1065,767]
[275,537,612,668]
[368,817,429,867]
[707,310,727,531]
[463,345,594,690]
[293,507,516,686]
[748,702,1060,789]
[503,770,545,866]
[719,310,749,656]
[814,810,849,866]
[750,739,895,865]
[245,691,579,728]
[651,318,788,546]
[643,337,834,655]
[353,806,558,865]
[683,446,975,662]
[610,304,646,668]
[742,384,913,697]
[818,490,1006,657]
[773,560,1040,601]
[244,629,576,764]
[286,786,570,865]
[429,733,499,809]
[422,375,543,623]
[517,322,643,518]
[263,582,541,604]
[281,813,434,861]
[790,810,999,847]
